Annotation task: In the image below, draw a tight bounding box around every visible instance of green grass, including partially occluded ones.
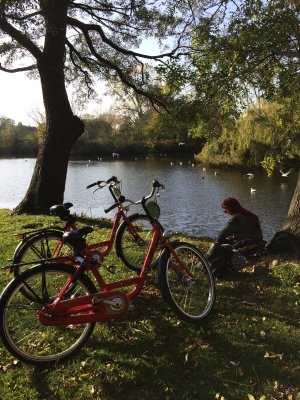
[0,209,299,400]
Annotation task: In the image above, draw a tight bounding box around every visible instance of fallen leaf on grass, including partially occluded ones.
[264,351,283,360]
[260,330,266,340]
[247,395,256,400]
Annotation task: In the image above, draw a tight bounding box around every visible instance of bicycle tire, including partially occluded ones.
[115,214,162,272]
[13,229,73,277]
[0,263,97,365]
[158,242,215,323]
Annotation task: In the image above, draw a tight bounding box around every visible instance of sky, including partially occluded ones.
[0,71,42,125]
[0,38,162,126]
[0,71,114,126]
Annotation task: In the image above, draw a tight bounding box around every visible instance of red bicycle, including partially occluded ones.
[0,181,215,365]
[11,176,159,275]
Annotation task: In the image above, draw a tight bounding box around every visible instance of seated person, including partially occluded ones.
[206,197,263,275]
[217,197,263,248]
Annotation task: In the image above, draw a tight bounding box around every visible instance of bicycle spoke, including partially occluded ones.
[158,243,215,322]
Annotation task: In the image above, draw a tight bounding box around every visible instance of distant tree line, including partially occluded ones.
[197,98,300,171]
[0,117,38,156]
[0,109,203,158]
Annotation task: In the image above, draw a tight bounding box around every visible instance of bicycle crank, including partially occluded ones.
[39,291,129,326]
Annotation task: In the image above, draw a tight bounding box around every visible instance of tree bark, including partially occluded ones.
[267,171,300,256]
[14,112,84,214]
[15,0,85,214]
[283,170,300,237]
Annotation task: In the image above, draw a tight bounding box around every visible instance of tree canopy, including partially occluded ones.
[0,0,198,212]
[160,0,300,141]
[0,0,196,109]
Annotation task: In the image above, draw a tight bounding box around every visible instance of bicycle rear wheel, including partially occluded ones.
[115,214,162,272]
[13,230,73,277]
[158,242,215,323]
[0,263,96,365]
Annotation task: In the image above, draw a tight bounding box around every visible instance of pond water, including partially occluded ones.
[0,157,298,240]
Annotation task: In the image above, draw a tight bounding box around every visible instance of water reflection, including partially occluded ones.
[0,157,298,240]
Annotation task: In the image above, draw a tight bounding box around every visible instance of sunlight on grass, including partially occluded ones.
[0,209,299,400]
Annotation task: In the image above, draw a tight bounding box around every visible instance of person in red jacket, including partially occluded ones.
[206,197,263,277]
[217,197,263,245]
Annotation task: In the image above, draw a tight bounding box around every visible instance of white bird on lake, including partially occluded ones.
[112,152,119,158]
[245,173,254,178]
[179,142,186,146]
[170,162,173,166]
[203,167,206,171]
[250,187,256,192]
[280,169,292,177]
[179,161,183,166]
[192,163,194,167]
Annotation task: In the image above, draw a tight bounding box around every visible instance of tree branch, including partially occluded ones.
[0,17,42,60]
[66,16,180,60]
[0,63,37,73]
[5,10,42,21]
[70,23,166,110]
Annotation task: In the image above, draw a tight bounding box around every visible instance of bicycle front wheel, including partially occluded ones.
[13,230,73,277]
[115,214,161,272]
[0,263,97,365]
[158,242,215,323]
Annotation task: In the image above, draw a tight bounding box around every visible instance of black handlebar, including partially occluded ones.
[86,180,104,189]
[107,176,118,184]
[86,176,118,189]
[86,177,165,215]
[152,180,165,190]
[104,202,119,213]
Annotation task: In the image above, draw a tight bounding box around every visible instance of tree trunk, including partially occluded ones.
[266,171,300,255]
[283,170,300,237]
[15,0,85,214]
[15,113,84,214]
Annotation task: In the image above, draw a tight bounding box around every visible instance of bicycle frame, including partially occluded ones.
[38,212,193,327]
[12,178,145,265]
[83,208,139,260]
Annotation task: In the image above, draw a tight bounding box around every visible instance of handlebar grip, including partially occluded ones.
[104,202,119,213]
[86,181,103,189]
[152,180,165,190]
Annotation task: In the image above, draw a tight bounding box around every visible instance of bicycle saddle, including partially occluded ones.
[62,227,93,255]
[49,203,73,219]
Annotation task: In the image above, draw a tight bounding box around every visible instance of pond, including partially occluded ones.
[0,157,298,240]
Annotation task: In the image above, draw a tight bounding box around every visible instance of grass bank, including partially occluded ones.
[0,209,299,400]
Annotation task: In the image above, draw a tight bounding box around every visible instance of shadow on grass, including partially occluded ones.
[29,271,300,399]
